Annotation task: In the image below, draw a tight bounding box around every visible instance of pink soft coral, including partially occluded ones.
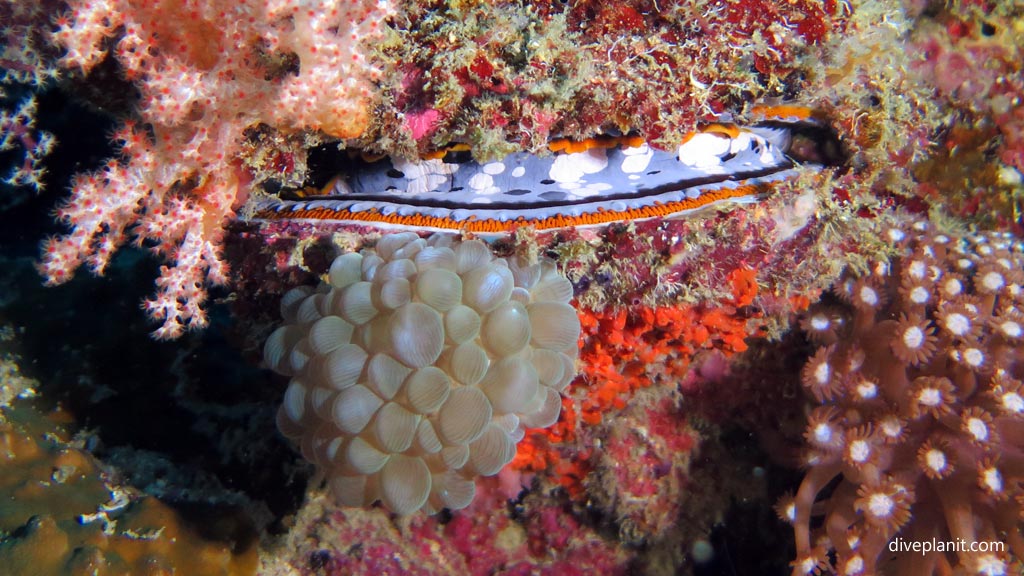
[37,0,390,338]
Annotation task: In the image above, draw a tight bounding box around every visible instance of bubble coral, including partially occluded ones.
[264,232,580,515]
[784,222,1024,575]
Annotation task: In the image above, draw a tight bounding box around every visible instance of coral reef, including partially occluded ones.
[908,1,1024,231]
[260,482,632,576]
[370,0,848,156]
[912,1,1024,174]
[2,0,1023,575]
[586,385,697,545]
[783,222,1024,574]
[0,373,258,576]
[11,0,918,338]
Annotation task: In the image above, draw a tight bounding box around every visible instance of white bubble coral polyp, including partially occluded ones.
[264,232,580,514]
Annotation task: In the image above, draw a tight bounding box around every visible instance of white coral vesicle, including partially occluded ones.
[267,232,580,514]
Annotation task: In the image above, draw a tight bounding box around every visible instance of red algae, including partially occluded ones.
[261,483,632,576]
[588,391,699,544]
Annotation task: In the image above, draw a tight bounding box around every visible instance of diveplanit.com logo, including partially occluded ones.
[889,537,1006,556]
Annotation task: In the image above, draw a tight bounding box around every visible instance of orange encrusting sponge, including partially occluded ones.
[510,267,763,497]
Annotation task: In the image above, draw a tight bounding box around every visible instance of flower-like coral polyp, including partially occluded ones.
[843,426,876,469]
[889,313,937,365]
[799,305,845,344]
[991,374,1024,416]
[917,439,954,480]
[854,478,914,533]
[783,223,1024,574]
[801,346,840,402]
[910,376,957,419]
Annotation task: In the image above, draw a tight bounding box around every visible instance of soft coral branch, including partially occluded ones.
[1,0,62,192]
[0,95,55,191]
[35,0,391,338]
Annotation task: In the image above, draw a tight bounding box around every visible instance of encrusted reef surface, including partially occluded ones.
[1,0,1023,575]
[0,334,259,576]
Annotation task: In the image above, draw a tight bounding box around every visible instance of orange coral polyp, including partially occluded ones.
[917,439,954,480]
[800,305,844,345]
[854,479,914,533]
[936,301,982,341]
[889,313,937,366]
[977,459,1007,500]
[789,546,831,576]
[801,346,840,402]
[991,309,1024,342]
[875,414,906,444]
[938,273,966,299]
[960,407,998,446]
[851,279,885,311]
[775,493,798,524]
[974,265,1008,295]
[898,278,934,309]
[990,375,1024,417]
[805,406,844,451]
[843,425,877,469]
[909,376,957,419]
